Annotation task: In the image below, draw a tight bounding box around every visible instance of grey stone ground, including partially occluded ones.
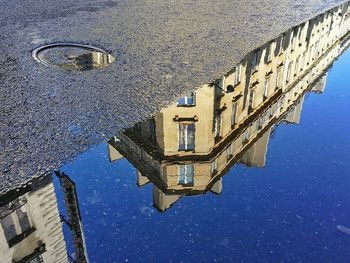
[0,0,347,193]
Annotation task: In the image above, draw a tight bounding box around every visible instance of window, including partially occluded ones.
[315,40,320,57]
[264,78,270,98]
[178,122,195,151]
[242,128,250,143]
[215,77,225,100]
[286,62,293,83]
[277,96,285,110]
[226,144,233,159]
[214,114,222,138]
[276,65,284,88]
[177,92,196,106]
[279,34,285,55]
[178,164,194,186]
[256,117,264,130]
[17,208,31,233]
[251,50,259,73]
[248,90,254,111]
[0,200,33,247]
[231,103,238,126]
[298,24,304,44]
[301,51,307,69]
[266,42,273,62]
[291,30,297,51]
[211,159,218,175]
[265,108,272,119]
[234,65,241,85]
[276,69,280,89]
[295,55,300,75]
[216,77,224,90]
[271,103,278,115]
[329,17,334,33]
[1,215,16,242]
[309,45,314,63]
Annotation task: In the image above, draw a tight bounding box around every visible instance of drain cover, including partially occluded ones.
[32,43,115,71]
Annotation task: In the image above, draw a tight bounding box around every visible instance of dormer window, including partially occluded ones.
[278,34,285,55]
[266,42,273,63]
[251,50,259,73]
[291,28,298,51]
[234,65,241,85]
[213,77,225,100]
[177,92,196,106]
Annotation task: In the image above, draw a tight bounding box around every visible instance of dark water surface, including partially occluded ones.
[55,47,350,262]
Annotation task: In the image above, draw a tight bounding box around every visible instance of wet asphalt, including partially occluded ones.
[0,0,347,193]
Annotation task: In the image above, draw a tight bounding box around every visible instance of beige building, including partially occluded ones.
[0,176,68,263]
[109,2,350,211]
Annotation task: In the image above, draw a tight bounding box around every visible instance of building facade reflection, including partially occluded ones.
[0,176,68,263]
[0,174,88,262]
[109,3,350,211]
[60,51,114,71]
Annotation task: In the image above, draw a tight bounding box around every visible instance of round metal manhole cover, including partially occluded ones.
[32,43,115,71]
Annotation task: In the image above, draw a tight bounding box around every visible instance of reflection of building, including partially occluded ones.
[0,176,68,263]
[109,3,350,211]
[61,51,114,71]
[0,173,89,262]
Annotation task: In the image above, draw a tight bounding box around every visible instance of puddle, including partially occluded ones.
[32,43,115,71]
[2,2,350,263]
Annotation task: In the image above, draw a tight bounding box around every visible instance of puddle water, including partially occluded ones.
[32,43,115,71]
[2,3,350,263]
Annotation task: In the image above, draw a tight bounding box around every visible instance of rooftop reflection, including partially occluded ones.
[108,3,350,211]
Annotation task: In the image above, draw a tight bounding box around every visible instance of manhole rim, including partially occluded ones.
[32,42,111,67]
